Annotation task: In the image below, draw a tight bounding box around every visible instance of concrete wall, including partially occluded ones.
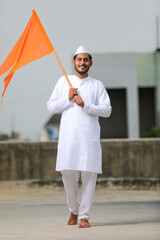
[0,139,160,181]
[136,53,156,87]
[155,52,160,126]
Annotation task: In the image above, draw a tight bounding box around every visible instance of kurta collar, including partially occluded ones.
[74,75,90,82]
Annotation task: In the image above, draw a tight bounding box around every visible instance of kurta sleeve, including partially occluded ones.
[47,77,73,114]
[83,82,112,118]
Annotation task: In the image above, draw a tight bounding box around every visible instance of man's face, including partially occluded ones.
[72,53,92,75]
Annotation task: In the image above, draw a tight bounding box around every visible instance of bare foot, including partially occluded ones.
[67,213,78,225]
[79,219,91,228]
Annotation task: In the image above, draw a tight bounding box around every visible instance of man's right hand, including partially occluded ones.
[68,88,78,100]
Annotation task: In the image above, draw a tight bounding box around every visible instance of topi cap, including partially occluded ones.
[74,45,90,56]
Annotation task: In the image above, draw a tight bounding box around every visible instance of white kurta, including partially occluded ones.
[47,75,111,174]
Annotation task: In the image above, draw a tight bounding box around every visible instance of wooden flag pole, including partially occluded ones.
[52,47,73,88]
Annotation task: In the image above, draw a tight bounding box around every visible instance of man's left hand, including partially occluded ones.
[73,96,84,108]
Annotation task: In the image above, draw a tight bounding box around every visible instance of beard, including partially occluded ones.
[74,65,90,75]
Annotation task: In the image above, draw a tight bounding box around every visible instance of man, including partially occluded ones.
[47,46,111,228]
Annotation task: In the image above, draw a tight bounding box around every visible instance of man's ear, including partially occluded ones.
[90,60,93,67]
[72,59,75,66]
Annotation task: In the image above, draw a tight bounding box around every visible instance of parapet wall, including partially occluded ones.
[0,139,160,181]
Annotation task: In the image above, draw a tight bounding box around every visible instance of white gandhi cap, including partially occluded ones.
[74,45,90,56]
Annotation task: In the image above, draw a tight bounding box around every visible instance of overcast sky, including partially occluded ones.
[0,0,160,140]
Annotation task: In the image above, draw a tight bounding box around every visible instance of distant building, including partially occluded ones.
[44,114,61,140]
[45,51,160,139]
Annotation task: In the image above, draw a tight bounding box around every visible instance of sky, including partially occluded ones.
[0,0,160,140]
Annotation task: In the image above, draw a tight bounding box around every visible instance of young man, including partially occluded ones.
[47,46,111,228]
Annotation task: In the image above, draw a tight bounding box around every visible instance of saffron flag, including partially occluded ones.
[0,9,54,102]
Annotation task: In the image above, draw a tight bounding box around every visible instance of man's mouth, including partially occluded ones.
[79,64,86,68]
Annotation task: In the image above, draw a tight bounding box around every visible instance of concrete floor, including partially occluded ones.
[0,200,160,240]
[0,181,160,240]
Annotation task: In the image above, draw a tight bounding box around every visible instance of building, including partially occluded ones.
[45,51,160,139]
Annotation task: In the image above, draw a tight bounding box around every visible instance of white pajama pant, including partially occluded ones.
[61,170,97,220]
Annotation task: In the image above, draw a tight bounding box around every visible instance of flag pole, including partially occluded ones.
[52,47,78,100]
[52,48,73,88]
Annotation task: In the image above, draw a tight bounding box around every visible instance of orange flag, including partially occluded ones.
[0,9,54,102]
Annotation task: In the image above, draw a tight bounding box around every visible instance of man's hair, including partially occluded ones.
[73,54,92,61]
